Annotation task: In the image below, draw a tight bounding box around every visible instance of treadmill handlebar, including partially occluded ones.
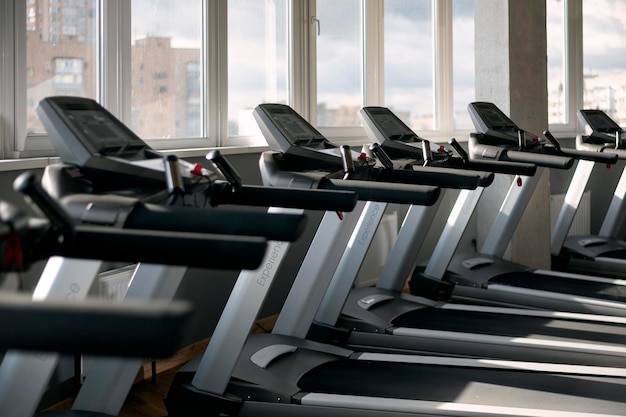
[50,225,267,270]
[13,170,75,232]
[54,225,267,270]
[503,149,574,169]
[60,193,307,243]
[543,129,617,164]
[205,150,358,212]
[469,137,574,170]
[206,150,243,190]
[462,159,537,177]
[0,293,193,357]
[552,147,618,164]
[12,171,269,270]
[388,166,493,189]
[215,184,358,212]
[164,154,186,197]
[364,143,486,189]
[320,178,441,206]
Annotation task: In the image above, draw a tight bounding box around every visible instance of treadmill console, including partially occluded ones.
[468,102,541,148]
[37,96,207,190]
[358,106,451,161]
[253,103,374,170]
[577,109,626,147]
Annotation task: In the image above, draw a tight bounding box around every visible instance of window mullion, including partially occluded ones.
[306,0,318,124]
[119,1,132,126]
[2,0,17,158]
[363,0,383,106]
[13,1,27,156]
[290,0,310,117]
[566,0,583,130]
[209,0,227,146]
[434,0,453,134]
[101,0,131,124]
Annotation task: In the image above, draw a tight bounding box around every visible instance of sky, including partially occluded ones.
[128,0,626,129]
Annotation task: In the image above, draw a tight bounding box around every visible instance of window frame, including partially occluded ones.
[308,0,472,145]
[547,0,584,135]
[4,0,574,161]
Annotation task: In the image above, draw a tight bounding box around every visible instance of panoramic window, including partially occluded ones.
[546,0,566,125]
[25,0,98,135]
[7,0,568,160]
[227,0,289,141]
[384,0,433,131]
[316,0,363,127]
[131,0,203,140]
[582,0,626,126]
[452,0,475,131]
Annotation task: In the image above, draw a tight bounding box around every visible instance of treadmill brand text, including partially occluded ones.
[358,204,381,246]
[257,241,285,286]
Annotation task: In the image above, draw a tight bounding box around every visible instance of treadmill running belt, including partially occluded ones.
[490,271,626,301]
[298,359,626,412]
[390,307,626,344]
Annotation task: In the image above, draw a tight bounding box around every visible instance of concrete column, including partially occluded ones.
[474,0,550,269]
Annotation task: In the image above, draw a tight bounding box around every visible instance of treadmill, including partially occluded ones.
[410,101,626,316]
[297,105,626,364]
[551,109,626,278]
[2,96,357,417]
[0,180,193,358]
[165,103,626,417]
[1,169,277,417]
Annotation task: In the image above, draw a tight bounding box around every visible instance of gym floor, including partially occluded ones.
[44,315,277,416]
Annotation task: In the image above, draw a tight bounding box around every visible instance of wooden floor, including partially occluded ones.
[45,286,411,416]
[46,368,179,417]
[45,315,277,417]
[117,366,181,417]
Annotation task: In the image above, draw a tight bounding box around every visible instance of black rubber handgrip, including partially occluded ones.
[320,179,440,206]
[463,159,537,177]
[13,171,75,231]
[503,150,574,169]
[164,154,186,196]
[59,194,307,242]
[206,150,243,189]
[56,226,268,270]
[126,204,307,242]
[390,166,492,189]
[558,148,618,164]
[216,185,358,212]
[0,293,192,357]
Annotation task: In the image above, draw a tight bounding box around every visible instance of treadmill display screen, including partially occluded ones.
[578,110,623,134]
[367,112,418,142]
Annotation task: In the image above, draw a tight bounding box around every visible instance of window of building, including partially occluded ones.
[315,0,362,128]
[227,0,289,141]
[53,57,84,91]
[547,0,566,125]
[131,0,203,141]
[384,0,433,131]
[24,0,97,140]
[4,0,555,160]
[451,0,475,131]
[582,0,626,126]
[547,0,626,133]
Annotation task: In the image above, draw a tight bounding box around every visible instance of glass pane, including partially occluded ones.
[547,0,566,124]
[131,0,202,139]
[228,0,289,138]
[583,0,626,125]
[316,0,362,127]
[26,0,99,135]
[384,0,433,131]
[453,0,474,130]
